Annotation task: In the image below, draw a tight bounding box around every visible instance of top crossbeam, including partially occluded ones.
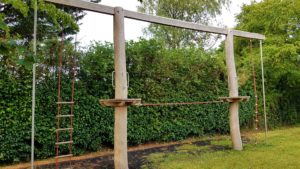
[45,0,265,40]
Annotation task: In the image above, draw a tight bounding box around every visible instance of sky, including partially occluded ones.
[77,0,257,47]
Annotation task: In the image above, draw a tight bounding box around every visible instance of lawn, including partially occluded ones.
[142,126,300,169]
[3,126,300,169]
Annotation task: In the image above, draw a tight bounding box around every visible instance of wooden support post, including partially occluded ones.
[225,29,243,151]
[113,7,128,169]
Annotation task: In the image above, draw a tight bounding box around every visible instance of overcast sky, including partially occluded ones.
[77,0,257,47]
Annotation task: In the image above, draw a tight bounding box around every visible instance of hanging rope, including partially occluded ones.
[141,100,225,107]
[260,40,268,144]
[68,9,80,164]
[250,39,259,144]
[31,0,38,168]
[56,28,64,169]
[69,28,78,168]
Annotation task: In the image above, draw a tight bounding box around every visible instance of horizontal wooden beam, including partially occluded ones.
[45,0,114,15]
[233,30,265,40]
[124,10,228,35]
[44,0,265,40]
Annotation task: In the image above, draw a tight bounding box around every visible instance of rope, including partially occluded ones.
[250,39,259,144]
[260,40,268,144]
[55,29,64,169]
[141,100,225,107]
[55,24,77,169]
[69,31,77,167]
[69,10,79,165]
[31,0,37,168]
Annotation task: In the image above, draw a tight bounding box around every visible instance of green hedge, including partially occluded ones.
[0,66,32,163]
[1,39,256,163]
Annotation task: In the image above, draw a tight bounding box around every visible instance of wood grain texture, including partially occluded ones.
[225,29,243,151]
[45,0,114,15]
[45,0,265,40]
[113,7,129,169]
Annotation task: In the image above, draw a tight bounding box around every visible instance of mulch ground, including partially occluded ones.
[34,139,232,169]
[12,136,251,169]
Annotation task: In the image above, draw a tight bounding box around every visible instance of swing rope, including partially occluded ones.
[69,26,78,167]
[260,40,268,144]
[55,28,64,169]
[250,39,259,144]
[31,0,37,168]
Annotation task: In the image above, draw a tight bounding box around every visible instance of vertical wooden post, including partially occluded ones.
[225,29,243,150]
[113,7,128,169]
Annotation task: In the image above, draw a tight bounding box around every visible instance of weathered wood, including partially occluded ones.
[219,96,250,103]
[55,154,73,159]
[56,114,74,118]
[56,128,73,131]
[99,99,141,107]
[56,101,74,104]
[55,141,73,145]
[225,29,243,151]
[44,0,265,40]
[124,10,228,35]
[113,7,129,169]
[233,30,265,40]
[45,0,114,15]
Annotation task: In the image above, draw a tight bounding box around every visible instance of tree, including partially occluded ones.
[235,0,300,125]
[0,0,101,40]
[0,0,101,79]
[138,0,230,48]
[0,0,79,73]
[0,0,80,41]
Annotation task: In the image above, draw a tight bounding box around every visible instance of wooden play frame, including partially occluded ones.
[43,1,267,169]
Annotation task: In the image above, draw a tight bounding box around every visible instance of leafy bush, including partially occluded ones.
[0,39,258,164]
[235,0,300,127]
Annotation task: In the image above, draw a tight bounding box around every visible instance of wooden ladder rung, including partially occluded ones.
[56,114,74,118]
[56,128,73,131]
[55,154,73,159]
[56,141,73,145]
[57,101,74,104]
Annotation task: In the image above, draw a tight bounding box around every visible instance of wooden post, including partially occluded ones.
[225,29,243,150]
[113,7,128,169]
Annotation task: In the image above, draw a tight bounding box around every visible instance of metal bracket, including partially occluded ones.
[111,71,129,88]
[127,72,129,88]
[112,71,115,87]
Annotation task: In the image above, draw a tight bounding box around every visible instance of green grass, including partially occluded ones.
[142,126,300,169]
[176,144,210,152]
[210,137,231,147]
